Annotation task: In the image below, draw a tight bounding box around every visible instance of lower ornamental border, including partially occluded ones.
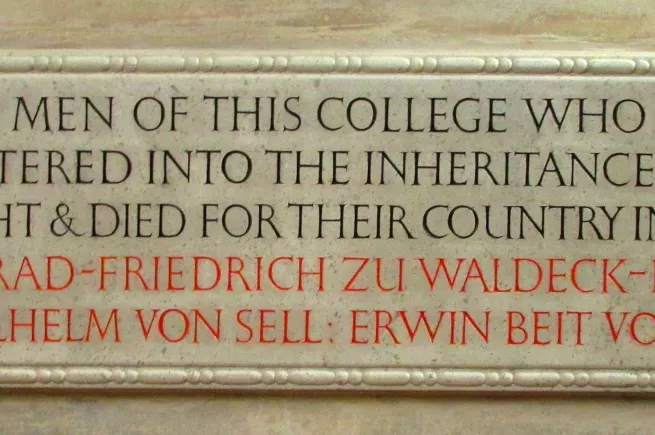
[0,367,651,391]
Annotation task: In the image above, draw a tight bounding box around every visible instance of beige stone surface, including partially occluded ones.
[0,391,653,435]
[2,73,651,379]
[1,0,654,434]
[0,0,653,51]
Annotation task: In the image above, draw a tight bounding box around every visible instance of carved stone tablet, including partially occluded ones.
[1,52,654,391]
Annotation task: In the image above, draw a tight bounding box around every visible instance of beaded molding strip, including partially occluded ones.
[0,367,651,391]
[0,53,653,74]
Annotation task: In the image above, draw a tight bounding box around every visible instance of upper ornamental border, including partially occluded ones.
[1,54,655,74]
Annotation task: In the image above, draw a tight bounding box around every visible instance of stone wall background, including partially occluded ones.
[1,1,654,433]
[0,391,653,434]
[1,0,654,50]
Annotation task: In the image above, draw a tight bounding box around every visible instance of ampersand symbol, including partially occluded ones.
[50,203,85,237]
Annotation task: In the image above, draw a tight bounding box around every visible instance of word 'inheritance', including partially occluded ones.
[1,150,655,188]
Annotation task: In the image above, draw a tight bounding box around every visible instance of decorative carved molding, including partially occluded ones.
[0,51,651,391]
[0,53,653,74]
[0,367,649,390]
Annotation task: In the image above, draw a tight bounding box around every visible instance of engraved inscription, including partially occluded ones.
[0,60,653,390]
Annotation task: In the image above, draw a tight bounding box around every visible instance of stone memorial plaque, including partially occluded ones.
[1,52,655,392]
